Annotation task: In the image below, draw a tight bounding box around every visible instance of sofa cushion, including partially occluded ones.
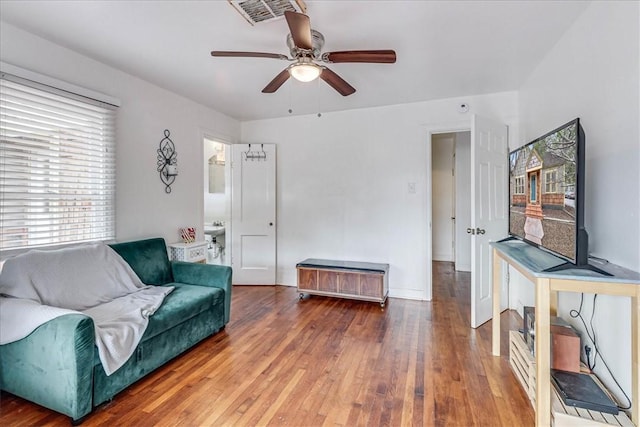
[141,283,224,342]
[92,283,224,367]
[109,238,173,286]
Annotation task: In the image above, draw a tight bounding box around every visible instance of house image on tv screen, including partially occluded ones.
[509,124,577,259]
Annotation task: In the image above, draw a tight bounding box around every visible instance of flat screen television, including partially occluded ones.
[507,118,605,274]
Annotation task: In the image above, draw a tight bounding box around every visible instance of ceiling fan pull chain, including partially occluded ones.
[316,78,322,117]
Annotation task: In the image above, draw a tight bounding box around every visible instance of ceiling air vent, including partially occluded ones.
[228,0,307,25]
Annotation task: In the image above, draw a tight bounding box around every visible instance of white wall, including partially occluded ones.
[516,1,639,404]
[432,134,455,262]
[0,23,240,245]
[242,92,518,299]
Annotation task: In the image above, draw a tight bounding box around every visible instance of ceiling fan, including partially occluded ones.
[211,11,396,96]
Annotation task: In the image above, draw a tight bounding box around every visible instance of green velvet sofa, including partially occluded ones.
[0,237,231,424]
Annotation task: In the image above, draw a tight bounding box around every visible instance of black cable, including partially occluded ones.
[569,293,631,410]
[589,294,598,370]
[569,294,591,367]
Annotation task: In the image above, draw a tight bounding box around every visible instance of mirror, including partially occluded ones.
[208,143,226,193]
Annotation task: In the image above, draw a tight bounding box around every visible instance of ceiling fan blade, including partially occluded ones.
[320,67,356,96]
[211,51,290,61]
[262,68,291,93]
[284,11,313,50]
[322,50,397,64]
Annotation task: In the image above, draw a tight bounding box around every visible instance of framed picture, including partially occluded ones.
[180,227,196,243]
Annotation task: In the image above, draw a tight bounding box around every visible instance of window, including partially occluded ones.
[0,74,117,251]
[514,176,525,195]
[544,169,558,193]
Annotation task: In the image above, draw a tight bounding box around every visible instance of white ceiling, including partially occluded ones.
[0,1,590,121]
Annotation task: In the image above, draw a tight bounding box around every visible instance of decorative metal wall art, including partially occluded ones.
[157,129,178,193]
[243,143,267,161]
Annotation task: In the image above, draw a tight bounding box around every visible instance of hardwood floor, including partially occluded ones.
[0,262,534,426]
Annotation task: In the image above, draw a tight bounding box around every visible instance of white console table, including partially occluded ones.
[490,240,640,427]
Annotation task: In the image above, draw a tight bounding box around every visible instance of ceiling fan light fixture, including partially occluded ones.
[289,62,322,82]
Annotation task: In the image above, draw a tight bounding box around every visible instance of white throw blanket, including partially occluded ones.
[0,242,173,375]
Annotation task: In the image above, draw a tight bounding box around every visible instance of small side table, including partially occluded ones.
[168,241,208,263]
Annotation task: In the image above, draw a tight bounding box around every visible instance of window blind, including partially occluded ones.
[0,74,116,251]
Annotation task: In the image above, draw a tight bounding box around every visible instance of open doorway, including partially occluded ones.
[427,116,509,327]
[203,138,231,266]
[431,131,471,273]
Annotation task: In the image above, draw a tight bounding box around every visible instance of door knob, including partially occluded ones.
[466,228,475,235]
[476,228,486,235]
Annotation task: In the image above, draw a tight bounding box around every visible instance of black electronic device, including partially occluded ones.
[551,369,619,415]
[506,118,610,275]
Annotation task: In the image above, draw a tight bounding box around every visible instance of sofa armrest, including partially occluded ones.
[0,314,95,422]
[171,261,232,324]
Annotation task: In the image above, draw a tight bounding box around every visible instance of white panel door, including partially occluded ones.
[470,115,508,328]
[231,143,276,285]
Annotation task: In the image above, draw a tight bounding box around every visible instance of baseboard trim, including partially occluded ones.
[432,254,454,262]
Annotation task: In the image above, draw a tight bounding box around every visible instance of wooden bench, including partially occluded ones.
[296,258,389,307]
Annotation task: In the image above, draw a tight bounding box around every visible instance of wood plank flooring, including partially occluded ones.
[0,262,534,426]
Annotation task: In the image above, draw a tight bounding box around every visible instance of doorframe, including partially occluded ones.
[431,133,457,263]
[424,120,470,301]
[200,128,235,265]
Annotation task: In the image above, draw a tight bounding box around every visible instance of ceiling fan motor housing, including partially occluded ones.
[287,29,324,59]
